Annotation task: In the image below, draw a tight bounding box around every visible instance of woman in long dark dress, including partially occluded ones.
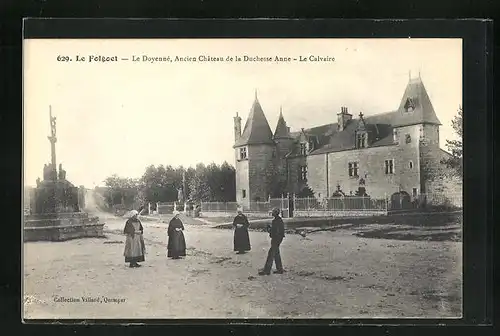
[167,211,186,259]
[123,210,145,268]
[233,208,251,254]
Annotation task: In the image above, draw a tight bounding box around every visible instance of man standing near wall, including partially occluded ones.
[259,207,286,275]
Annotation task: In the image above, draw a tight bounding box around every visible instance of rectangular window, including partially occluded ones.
[242,189,246,198]
[384,159,394,174]
[348,162,359,177]
[408,160,414,169]
[393,129,398,142]
[412,188,418,197]
[405,134,412,143]
[299,143,307,156]
[239,147,247,160]
[299,166,307,181]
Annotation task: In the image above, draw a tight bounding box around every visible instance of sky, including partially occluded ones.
[23,38,462,187]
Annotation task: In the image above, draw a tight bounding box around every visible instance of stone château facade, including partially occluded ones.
[233,76,462,207]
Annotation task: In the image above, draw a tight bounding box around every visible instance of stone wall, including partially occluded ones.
[307,141,421,200]
[306,154,328,198]
[286,155,308,195]
[247,144,274,202]
[419,143,463,207]
[234,149,250,207]
[275,138,294,161]
[305,125,421,200]
[24,212,104,242]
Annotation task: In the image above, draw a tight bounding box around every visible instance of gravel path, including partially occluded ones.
[23,216,462,319]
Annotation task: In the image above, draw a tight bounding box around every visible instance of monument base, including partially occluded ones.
[23,212,105,242]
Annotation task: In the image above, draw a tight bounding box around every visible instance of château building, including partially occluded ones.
[233,75,462,207]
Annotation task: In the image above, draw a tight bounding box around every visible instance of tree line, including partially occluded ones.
[100,162,236,209]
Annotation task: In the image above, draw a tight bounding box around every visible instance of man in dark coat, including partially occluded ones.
[259,208,285,275]
[167,211,186,259]
[233,208,251,254]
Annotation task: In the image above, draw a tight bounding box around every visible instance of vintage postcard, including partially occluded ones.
[23,37,463,320]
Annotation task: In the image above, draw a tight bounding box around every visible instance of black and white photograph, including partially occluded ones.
[23,38,463,319]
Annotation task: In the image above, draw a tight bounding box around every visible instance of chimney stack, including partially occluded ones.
[337,106,352,132]
[234,112,242,142]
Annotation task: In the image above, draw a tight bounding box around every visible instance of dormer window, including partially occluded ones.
[356,133,367,149]
[239,147,247,160]
[404,98,416,112]
[299,143,307,156]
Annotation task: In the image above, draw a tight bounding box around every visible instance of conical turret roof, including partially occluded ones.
[234,92,274,146]
[273,107,292,139]
[392,76,442,127]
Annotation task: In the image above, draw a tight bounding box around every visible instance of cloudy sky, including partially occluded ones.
[23,38,462,187]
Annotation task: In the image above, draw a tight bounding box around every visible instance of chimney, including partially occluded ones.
[337,106,352,132]
[234,112,242,142]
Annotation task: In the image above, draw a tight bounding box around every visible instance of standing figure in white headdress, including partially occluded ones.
[232,207,251,254]
[123,210,145,268]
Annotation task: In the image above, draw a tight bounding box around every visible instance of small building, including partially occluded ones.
[233,76,462,207]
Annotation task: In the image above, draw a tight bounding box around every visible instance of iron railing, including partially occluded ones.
[200,198,290,214]
[294,196,388,211]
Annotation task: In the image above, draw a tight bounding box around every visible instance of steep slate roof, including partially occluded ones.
[285,77,441,156]
[392,76,441,127]
[273,108,292,139]
[234,94,274,147]
[286,111,398,156]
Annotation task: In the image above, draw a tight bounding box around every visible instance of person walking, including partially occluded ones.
[123,210,145,268]
[233,207,251,254]
[258,208,285,275]
[167,211,186,259]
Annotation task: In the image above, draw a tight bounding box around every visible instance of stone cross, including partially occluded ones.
[47,106,57,168]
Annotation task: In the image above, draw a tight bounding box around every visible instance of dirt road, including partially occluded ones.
[23,214,462,319]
